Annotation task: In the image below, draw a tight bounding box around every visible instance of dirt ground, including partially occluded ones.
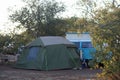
[0,64,102,80]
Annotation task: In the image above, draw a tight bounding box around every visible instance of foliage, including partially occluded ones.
[77,0,120,79]
[0,34,17,54]
[9,0,65,37]
[0,29,34,55]
[91,7,120,80]
[63,17,89,33]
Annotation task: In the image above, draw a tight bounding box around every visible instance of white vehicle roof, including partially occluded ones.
[66,32,92,42]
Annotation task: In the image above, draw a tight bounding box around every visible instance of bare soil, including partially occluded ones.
[0,64,102,80]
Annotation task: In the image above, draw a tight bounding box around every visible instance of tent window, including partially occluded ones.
[27,47,39,60]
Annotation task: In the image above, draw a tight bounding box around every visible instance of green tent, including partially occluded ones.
[15,36,80,70]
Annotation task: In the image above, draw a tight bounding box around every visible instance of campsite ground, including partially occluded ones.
[0,64,102,80]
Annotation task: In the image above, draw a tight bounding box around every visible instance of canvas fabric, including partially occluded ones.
[15,36,80,70]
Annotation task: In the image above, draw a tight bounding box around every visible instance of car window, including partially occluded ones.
[82,42,93,48]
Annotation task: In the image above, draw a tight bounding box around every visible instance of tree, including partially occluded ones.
[91,7,120,80]
[77,0,120,79]
[0,27,35,55]
[9,0,65,37]
[0,34,14,54]
[63,17,89,33]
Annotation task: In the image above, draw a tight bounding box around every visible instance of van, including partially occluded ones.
[66,32,96,68]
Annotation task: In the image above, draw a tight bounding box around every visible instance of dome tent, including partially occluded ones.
[15,36,80,70]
